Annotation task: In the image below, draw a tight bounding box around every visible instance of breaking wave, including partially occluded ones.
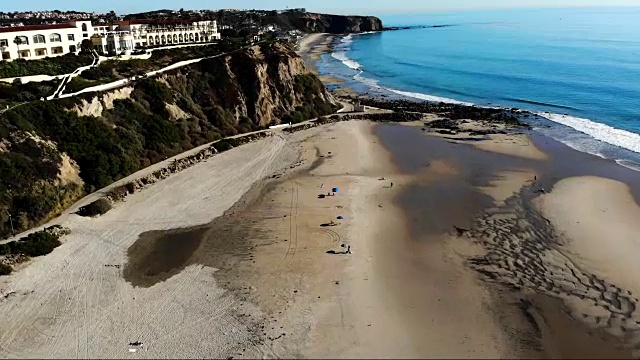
[535,112,640,154]
[331,51,361,70]
[326,34,640,170]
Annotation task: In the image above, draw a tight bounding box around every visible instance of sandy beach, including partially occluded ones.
[0,117,529,358]
[2,33,640,359]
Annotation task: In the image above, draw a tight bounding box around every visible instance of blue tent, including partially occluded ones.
[332,187,339,193]
[337,215,345,220]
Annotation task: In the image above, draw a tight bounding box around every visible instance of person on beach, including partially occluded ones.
[346,245,351,254]
[390,182,394,188]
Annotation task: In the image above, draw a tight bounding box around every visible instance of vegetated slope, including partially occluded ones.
[0,52,94,78]
[0,42,336,239]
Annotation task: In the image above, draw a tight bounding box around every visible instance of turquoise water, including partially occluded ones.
[319,7,640,170]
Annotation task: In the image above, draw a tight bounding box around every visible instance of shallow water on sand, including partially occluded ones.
[375,123,640,358]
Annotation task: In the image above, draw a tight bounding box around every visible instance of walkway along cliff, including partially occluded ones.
[0,41,337,239]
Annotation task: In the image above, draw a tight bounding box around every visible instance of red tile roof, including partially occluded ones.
[0,23,76,34]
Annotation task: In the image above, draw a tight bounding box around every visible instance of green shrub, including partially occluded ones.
[9,230,61,257]
[0,263,11,276]
[0,80,57,108]
[0,53,94,78]
[77,198,112,217]
[65,77,115,93]
[215,139,233,152]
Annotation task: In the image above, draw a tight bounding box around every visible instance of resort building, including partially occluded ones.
[91,19,220,56]
[0,18,221,60]
[0,20,93,61]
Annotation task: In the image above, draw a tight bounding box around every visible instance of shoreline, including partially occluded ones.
[301,32,640,357]
[319,31,640,172]
[1,32,640,358]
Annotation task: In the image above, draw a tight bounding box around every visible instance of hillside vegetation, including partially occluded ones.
[66,40,243,93]
[0,42,335,239]
[0,52,94,78]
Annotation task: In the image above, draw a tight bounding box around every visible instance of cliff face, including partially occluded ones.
[158,42,333,128]
[298,13,383,33]
[0,42,335,239]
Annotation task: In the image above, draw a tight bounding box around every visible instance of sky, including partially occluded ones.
[7,0,640,15]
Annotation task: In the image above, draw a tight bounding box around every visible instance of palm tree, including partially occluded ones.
[13,36,23,57]
[105,10,118,24]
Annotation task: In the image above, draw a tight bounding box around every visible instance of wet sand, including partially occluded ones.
[121,121,525,357]
[118,59,640,357]
[379,122,640,358]
[297,33,334,74]
[292,18,640,352]
[3,31,639,359]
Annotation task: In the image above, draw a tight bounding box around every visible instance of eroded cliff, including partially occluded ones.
[298,13,383,33]
[0,42,336,238]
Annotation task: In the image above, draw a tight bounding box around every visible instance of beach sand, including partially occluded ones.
[238,121,522,358]
[297,33,333,74]
[0,120,527,358]
[0,135,296,358]
[533,176,640,357]
[2,32,640,360]
[536,176,640,297]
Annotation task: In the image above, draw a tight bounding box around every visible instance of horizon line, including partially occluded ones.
[4,4,640,15]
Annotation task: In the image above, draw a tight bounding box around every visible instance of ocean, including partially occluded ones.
[318,7,640,170]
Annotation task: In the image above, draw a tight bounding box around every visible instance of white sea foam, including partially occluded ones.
[353,72,474,105]
[386,88,475,106]
[354,31,378,35]
[354,72,380,88]
[536,112,640,154]
[616,159,640,172]
[329,34,640,166]
[331,51,362,70]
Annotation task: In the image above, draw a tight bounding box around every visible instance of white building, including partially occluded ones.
[0,18,220,60]
[91,19,220,56]
[0,20,93,61]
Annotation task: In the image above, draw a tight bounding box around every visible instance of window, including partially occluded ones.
[69,45,77,53]
[0,39,8,47]
[14,36,28,45]
[2,52,10,60]
[49,33,62,42]
[81,23,88,32]
[33,34,46,44]
[68,34,75,41]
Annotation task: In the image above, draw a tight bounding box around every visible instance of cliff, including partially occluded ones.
[123,10,384,35]
[0,42,336,239]
[294,13,383,33]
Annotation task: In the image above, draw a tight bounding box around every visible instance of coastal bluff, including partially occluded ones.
[0,42,336,239]
[297,13,383,33]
